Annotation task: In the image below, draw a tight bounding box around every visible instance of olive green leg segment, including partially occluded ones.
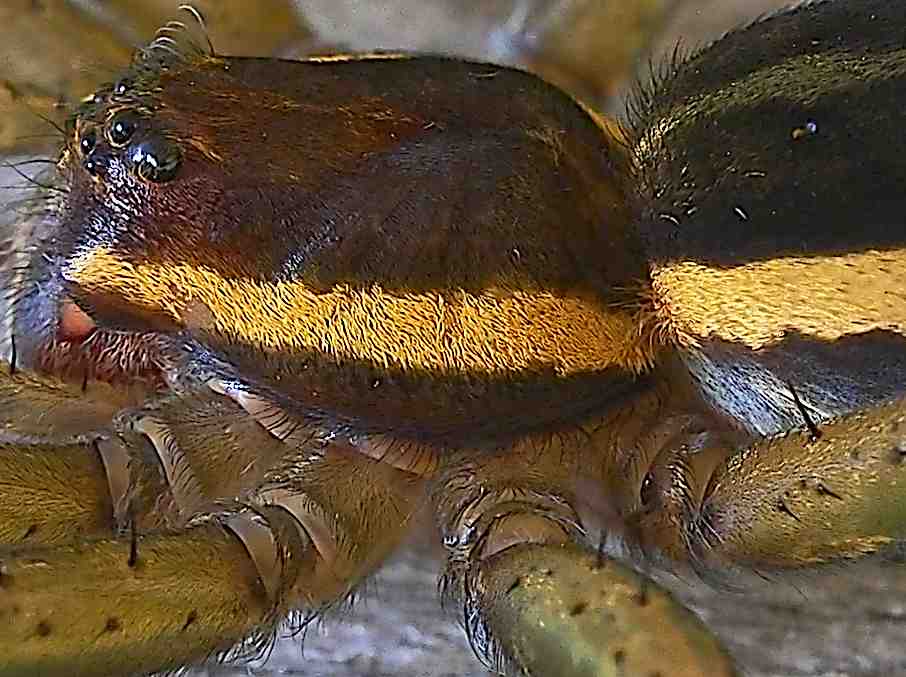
[0,369,146,441]
[0,440,116,545]
[0,443,421,677]
[681,397,906,569]
[0,368,303,546]
[477,543,735,677]
[0,369,254,546]
[0,524,270,677]
[0,367,422,676]
[433,437,737,677]
[0,370,143,545]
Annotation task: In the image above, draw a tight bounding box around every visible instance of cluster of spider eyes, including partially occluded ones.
[76,85,181,184]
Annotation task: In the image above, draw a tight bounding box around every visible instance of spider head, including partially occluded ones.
[4,52,204,384]
[9,47,355,383]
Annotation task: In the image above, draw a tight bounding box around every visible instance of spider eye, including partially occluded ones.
[128,136,182,183]
[640,472,656,506]
[114,78,131,96]
[109,113,138,147]
[79,129,97,155]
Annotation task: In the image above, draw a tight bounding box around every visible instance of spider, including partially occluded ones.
[1,1,905,675]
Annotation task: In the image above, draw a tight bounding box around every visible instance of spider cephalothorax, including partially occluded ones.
[1,2,906,676]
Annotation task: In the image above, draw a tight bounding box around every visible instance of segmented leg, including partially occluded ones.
[0,369,422,676]
[0,369,288,543]
[432,418,737,677]
[0,438,118,544]
[632,394,906,578]
[0,371,143,545]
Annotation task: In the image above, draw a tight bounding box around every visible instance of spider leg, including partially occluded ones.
[630,394,906,577]
[0,517,273,676]
[0,437,121,545]
[0,370,422,676]
[432,426,737,677]
[0,369,288,544]
[0,371,142,545]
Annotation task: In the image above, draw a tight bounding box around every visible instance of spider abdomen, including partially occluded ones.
[632,0,906,434]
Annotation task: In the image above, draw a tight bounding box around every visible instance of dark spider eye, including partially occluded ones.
[114,78,131,96]
[640,472,656,506]
[83,155,106,177]
[108,113,138,147]
[79,129,97,155]
[128,136,182,183]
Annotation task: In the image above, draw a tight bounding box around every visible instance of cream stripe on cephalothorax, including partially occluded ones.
[64,247,657,377]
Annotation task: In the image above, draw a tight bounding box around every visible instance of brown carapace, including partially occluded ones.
[2,1,906,676]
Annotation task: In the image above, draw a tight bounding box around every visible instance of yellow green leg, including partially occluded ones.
[432,433,737,677]
[0,369,421,676]
[630,395,906,574]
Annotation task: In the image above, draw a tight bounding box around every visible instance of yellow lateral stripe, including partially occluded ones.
[300,52,411,63]
[66,248,655,376]
[652,249,906,349]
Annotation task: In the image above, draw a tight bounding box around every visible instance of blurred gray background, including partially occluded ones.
[4,2,906,676]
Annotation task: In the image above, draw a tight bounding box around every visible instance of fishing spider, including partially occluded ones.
[1,1,906,675]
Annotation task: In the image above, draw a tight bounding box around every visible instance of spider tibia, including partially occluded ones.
[0,525,271,676]
[476,542,737,677]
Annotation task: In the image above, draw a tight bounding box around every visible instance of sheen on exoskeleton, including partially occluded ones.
[1,1,905,676]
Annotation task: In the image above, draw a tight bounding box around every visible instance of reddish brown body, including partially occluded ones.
[3,3,906,677]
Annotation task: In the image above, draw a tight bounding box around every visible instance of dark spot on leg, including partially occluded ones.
[816,483,844,500]
[887,443,906,466]
[104,617,121,633]
[182,609,198,632]
[613,649,626,666]
[569,601,588,616]
[586,522,615,571]
[788,380,821,442]
[22,524,38,540]
[8,334,16,374]
[35,620,51,637]
[636,581,650,607]
[128,516,139,568]
[506,576,522,594]
[776,497,801,522]
[0,566,9,589]
[594,533,607,570]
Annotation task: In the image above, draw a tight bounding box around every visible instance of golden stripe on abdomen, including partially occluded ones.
[651,249,906,350]
[649,248,906,435]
